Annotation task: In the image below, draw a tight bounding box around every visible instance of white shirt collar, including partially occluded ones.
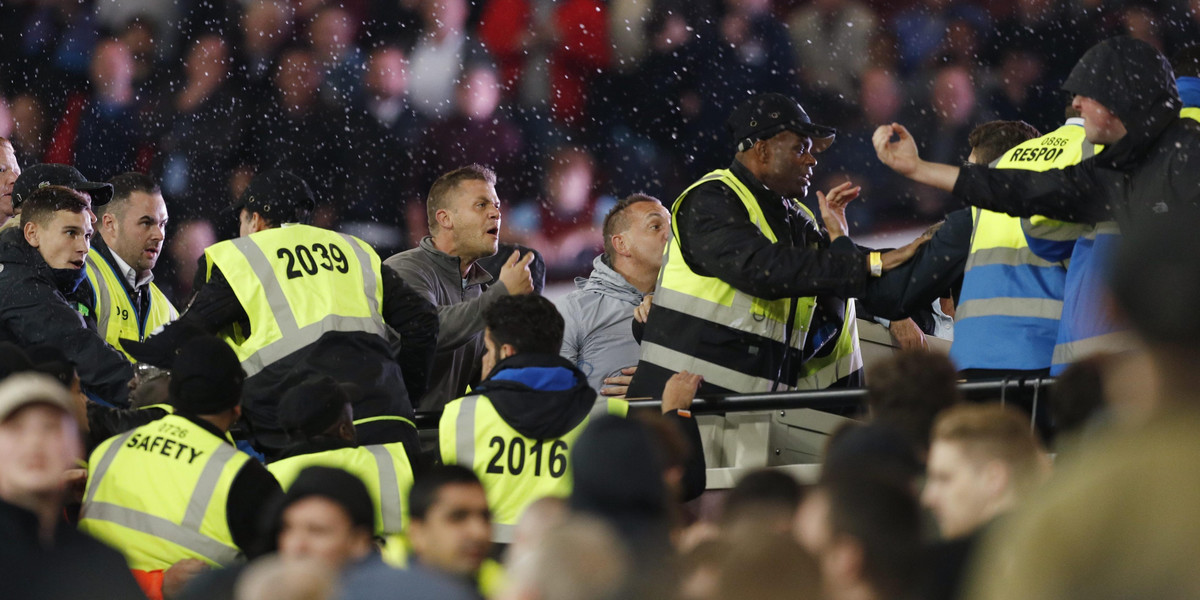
[108,248,154,290]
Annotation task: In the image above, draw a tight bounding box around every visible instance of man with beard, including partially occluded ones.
[76,172,177,362]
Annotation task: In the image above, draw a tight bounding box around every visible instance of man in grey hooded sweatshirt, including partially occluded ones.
[559,194,670,395]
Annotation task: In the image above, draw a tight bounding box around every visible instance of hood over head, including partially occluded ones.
[1063,36,1181,167]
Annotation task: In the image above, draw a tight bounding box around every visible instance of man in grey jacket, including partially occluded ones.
[385,165,535,411]
[560,194,670,395]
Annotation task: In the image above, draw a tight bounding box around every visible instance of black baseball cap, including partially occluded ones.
[228,169,316,224]
[12,164,114,209]
[726,92,837,153]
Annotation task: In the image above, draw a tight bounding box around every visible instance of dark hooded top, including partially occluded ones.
[473,353,707,501]
[0,228,133,405]
[472,353,598,440]
[952,36,1200,226]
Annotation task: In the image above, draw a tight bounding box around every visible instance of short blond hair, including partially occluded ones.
[932,404,1049,499]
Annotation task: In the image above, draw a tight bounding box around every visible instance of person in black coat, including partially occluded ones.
[0,183,133,405]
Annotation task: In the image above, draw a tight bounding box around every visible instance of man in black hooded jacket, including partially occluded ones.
[438,294,704,543]
[875,35,1200,230]
[0,185,133,405]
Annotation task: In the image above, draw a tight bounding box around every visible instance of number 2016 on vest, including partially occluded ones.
[486,437,568,477]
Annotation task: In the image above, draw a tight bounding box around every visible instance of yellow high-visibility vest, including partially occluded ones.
[79,414,251,570]
[639,169,824,393]
[439,395,628,542]
[203,224,388,377]
[84,247,178,362]
[268,442,415,536]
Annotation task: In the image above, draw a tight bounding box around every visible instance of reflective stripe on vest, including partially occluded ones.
[268,443,414,535]
[80,416,248,569]
[441,394,628,533]
[645,169,816,393]
[1051,330,1136,367]
[84,247,178,362]
[795,300,862,390]
[950,122,1087,370]
[204,225,388,378]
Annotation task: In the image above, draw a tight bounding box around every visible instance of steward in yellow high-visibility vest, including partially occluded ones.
[440,295,630,542]
[627,93,915,397]
[268,376,416,538]
[76,173,177,363]
[80,336,281,600]
[123,170,439,459]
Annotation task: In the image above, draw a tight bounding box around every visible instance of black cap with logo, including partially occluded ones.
[726,92,837,153]
[12,164,114,209]
[228,169,316,225]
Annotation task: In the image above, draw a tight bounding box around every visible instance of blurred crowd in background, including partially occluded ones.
[4,0,1200,303]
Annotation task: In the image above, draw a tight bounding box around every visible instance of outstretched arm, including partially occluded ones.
[873,123,962,191]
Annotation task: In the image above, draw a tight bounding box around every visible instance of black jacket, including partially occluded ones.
[628,160,868,397]
[863,208,971,319]
[0,228,133,405]
[127,247,439,450]
[0,498,144,600]
[953,36,1200,227]
[478,353,706,501]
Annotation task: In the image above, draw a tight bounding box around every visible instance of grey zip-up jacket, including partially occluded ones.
[558,255,646,393]
[384,237,510,411]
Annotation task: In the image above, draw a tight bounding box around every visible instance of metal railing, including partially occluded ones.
[411,376,1056,430]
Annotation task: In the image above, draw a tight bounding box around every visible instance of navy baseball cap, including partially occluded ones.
[12,164,114,209]
[726,93,837,152]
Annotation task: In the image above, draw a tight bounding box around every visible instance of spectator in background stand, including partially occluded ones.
[787,0,877,112]
[560,193,670,395]
[509,145,607,280]
[685,0,798,170]
[343,45,423,255]
[890,0,990,75]
[8,95,48,168]
[416,64,524,215]
[237,0,295,98]
[0,373,144,600]
[118,16,162,98]
[158,33,246,221]
[45,37,146,179]
[904,65,991,218]
[309,5,365,109]
[248,44,343,209]
[408,0,484,120]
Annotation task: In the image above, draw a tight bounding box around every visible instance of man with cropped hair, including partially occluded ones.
[923,404,1050,540]
[0,185,133,405]
[560,193,670,395]
[76,172,177,361]
[385,164,535,410]
[922,403,1050,600]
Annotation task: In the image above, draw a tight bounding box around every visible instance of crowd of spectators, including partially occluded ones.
[4,0,1200,298]
[4,1,1200,599]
